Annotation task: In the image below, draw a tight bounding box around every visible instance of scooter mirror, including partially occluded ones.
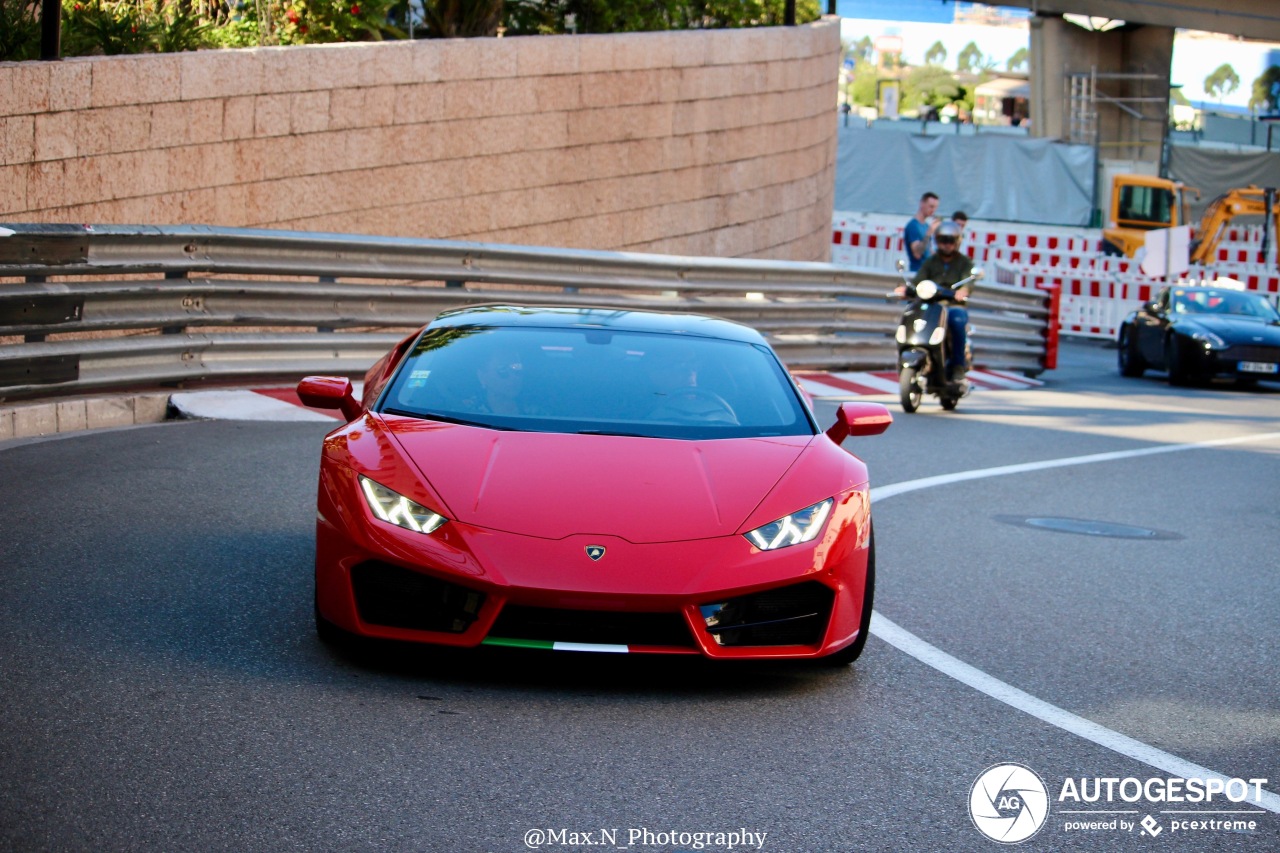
[895,259,906,273]
[826,402,893,444]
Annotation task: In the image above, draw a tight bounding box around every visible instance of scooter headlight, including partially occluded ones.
[915,280,938,300]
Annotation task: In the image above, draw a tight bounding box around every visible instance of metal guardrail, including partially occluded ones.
[0,224,1054,402]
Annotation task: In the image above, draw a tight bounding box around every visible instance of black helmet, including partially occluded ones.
[935,220,962,242]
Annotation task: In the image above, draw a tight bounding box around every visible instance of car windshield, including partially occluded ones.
[377,325,815,440]
[1171,288,1280,320]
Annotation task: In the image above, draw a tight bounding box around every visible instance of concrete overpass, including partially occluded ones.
[980,1,1280,182]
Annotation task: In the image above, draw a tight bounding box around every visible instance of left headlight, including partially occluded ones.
[1190,329,1227,350]
[744,498,833,551]
[359,475,448,535]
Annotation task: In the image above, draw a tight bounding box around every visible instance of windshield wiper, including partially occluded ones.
[576,429,652,438]
[382,408,516,430]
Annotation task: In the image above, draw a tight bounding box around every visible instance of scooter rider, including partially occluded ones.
[911,220,973,380]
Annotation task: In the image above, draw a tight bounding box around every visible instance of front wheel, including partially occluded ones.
[1118,326,1146,377]
[940,395,959,411]
[899,366,922,413]
[1165,336,1198,387]
[822,526,876,667]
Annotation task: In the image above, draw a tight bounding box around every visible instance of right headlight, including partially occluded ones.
[744,498,833,551]
[359,475,448,535]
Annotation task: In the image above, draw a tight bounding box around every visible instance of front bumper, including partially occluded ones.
[314,470,873,660]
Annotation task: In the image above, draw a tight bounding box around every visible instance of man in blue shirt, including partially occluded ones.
[904,191,940,272]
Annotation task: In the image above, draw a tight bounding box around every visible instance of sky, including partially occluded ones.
[835,2,1280,110]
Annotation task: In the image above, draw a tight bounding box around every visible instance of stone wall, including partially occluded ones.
[0,19,839,262]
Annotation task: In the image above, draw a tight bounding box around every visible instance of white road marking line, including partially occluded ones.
[870,430,1280,813]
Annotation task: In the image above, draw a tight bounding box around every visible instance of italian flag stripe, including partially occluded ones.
[482,637,629,653]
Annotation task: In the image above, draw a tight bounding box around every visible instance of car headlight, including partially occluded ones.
[359,475,448,534]
[744,498,833,551]
[1190,330,1227,350]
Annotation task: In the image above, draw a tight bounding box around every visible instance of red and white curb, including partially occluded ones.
[170,371,1042,422]
[793,369,1043,399]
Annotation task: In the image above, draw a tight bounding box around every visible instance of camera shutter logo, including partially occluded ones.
[969,763,1050,844]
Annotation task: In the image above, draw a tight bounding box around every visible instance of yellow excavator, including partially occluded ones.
[1101,175,1279,266]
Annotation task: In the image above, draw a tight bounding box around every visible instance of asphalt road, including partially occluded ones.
[1,340,1277,852]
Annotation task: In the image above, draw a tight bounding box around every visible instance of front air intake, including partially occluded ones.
[701,582,834,647]
[350,561,484,633]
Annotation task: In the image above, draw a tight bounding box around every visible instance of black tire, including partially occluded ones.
[822,526,876,666]
[1165,336,1195,387]
[940,395,959,411]
[1118,326,1146,377]
[899,366,922,413]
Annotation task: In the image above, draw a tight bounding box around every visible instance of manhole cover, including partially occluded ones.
[995,516,1181,540]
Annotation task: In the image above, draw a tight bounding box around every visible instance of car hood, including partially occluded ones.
[1177,315,1280,344]
[381,417,815,543]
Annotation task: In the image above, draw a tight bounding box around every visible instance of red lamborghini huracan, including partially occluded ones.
[299,305,891,664]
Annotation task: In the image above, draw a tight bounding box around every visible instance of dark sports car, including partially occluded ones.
[1117,284,1280,385]
[297,306,892,664]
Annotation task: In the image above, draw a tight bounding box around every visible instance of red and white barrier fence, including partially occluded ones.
[833,214,1280,341]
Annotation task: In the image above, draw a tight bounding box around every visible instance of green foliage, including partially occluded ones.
[1251,66,1280,113]
[923,39,945,66]
[0,0,42,61]
[423,0,502,37]
[1006,46,1027,73]
[903,63,958,112]
[7,0,818,56]
[956,40,984,73]
[1203,63,1239,102]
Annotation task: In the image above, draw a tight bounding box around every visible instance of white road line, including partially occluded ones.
[870,430,1280,813]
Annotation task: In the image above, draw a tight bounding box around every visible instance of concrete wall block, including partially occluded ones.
[12,403,56,437]
[528,76,581,114]
[0,64,51,117]
[1,115,37,166]
[392,83,446,126]
[435,38,512,82]
[257,46,311,95]
[314,43,369,90]
[78,105,153,157]
[167,141,237,193]
[0,408,12,441]
[583,69,680,109]
[181,49,265,102]
[0,163,27,213]
[678,65,737,101]
[91,54,182,109]
[55,399,88,432]
[290,90,332,135]
[47,59,94,113]
[567,104,673,147]
[359,40,424,87]
[254,94,293,138]
[85,397,134,429]
[515,34,580,77]
[133,394,171,423]
[222,96,256,141]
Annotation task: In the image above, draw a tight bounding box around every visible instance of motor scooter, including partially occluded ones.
[891,260,983,413]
